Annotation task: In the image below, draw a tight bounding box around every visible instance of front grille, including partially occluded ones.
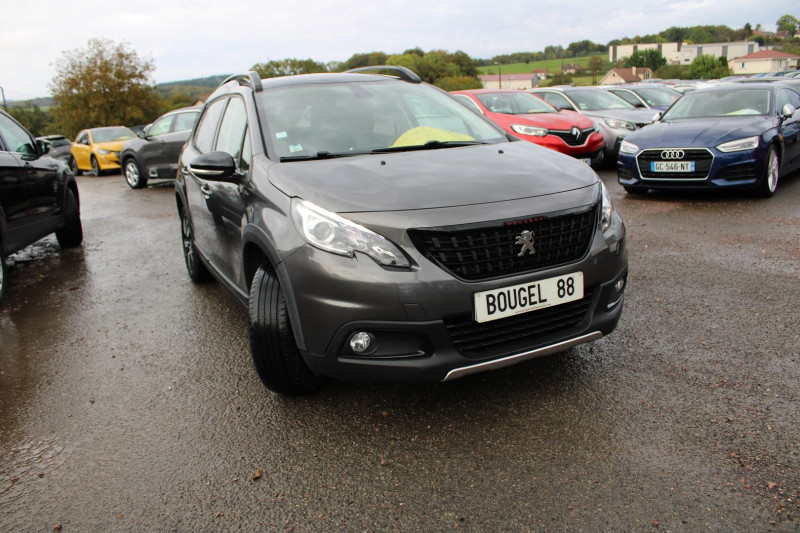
[549,127,594,147]
[617,166,635,181]
[444,292,593,358]
[408,206,597,281]
[637,148,713,179]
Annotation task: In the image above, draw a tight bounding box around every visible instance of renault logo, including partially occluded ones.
[515,230,536,257]
[661,150,685,160]
[571,127,581,140]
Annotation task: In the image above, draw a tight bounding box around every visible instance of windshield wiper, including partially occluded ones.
[372,140,487,154]
[280,151,355,162]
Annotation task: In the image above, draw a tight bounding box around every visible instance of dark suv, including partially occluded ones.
[0,109,83,306]
[120,106,201,188]
[176,68,628,395]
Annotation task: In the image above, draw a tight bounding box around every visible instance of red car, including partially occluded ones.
[451,89,605,167]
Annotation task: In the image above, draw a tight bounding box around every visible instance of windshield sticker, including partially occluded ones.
[276,131,288,139]
[289,144,303,153]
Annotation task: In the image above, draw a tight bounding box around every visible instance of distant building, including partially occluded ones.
[599,67,654,85]
[562,63,581,74]
[609,41,760,66]
[728,50,799,74]
[479,73,541,90]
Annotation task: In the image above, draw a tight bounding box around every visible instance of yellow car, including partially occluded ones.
[71,126,136,175]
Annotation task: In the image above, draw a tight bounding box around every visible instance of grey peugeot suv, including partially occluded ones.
[175,67,628,395]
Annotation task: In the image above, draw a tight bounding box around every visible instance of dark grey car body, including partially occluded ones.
[120,106,200,188]
[175,71,628,394]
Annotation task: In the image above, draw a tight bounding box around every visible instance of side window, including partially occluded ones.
[0,113,37,156]
[148,115,174,136]
[215,98,248,164]
[240,129,251,172]
[777,89,800,114]
[174,112,199,133]
[540,92,572,110]
[77,132,89,145]
[452,95,484,115]
[194,99,228,154]
[613,91,641,107]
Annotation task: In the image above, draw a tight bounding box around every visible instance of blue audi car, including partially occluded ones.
[617,83,800,197]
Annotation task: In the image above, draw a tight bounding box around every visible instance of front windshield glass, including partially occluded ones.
[258,80,506,161]
[475,92,556,114]
[92,127,134,143]
[662,88,771,120]
[635,87,680,107]
[567,90,635,111]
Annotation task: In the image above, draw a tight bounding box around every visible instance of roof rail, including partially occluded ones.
[344,65,422,84]
[218,71,263,92]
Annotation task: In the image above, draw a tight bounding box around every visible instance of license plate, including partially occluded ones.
[474,272,584,323]
[651,161,695,172]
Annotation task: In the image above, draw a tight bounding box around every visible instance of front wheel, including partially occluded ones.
[90,156,101,177]
[56,188,83,248]
[124,159,147,189]
[755,146,779,198]
[248,264,325,395]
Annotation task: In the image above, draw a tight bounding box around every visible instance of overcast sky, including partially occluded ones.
[1,0,796,100]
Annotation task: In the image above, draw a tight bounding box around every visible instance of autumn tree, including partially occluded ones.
[776,14,799,36]
[49,38,162,138]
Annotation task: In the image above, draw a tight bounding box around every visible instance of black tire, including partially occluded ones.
[91,156,101,177]
[0,254,7,308]
[179,205,212,282]
[248,263,325,395]
[56,188,83,248]
[124,158,148,189]
[755,145,779,198]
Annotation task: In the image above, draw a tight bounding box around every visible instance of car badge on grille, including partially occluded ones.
[515,230,536,257]
[571,127,581,140]
[661,150,685,160]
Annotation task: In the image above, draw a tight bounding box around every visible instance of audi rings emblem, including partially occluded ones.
[661,150,685,160]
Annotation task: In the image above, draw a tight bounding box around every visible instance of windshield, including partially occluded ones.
[566,90,635,111]
[475,92,556,114]
[258,80,506,161]
[634,87,681,107]
[92,127,134,143]
[662,88,771,120]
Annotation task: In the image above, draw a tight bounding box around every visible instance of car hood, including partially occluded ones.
[582,108,658,124]
[496,111,594,130]
[268,142,598,213]
[94,140,126,151]
[628,116,776,147]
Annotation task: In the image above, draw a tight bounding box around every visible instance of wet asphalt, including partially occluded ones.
[1,170,799,532]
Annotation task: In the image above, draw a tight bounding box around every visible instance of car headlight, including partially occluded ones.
[603,117,635,131]
[510,124,549,137]
[98,149,112,155]
[599,181,615,233]
[619,140,639,154]
[716,136,759,153]
[291,198,410,268]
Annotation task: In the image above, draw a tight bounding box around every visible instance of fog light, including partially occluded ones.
[615,278,626,293]
[349,332,373,354]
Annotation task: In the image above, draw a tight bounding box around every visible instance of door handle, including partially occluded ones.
[200,183,212,197]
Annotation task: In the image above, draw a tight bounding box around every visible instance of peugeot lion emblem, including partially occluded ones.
[515,230,536,257]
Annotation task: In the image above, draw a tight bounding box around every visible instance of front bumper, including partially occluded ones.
[617,147,765,192]
[277,215,628,383]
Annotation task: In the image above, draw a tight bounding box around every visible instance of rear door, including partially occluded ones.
[156,111,199,177]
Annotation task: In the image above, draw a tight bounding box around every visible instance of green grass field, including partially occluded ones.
[478,55,604,86]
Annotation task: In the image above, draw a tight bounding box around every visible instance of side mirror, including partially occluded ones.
[188,151,238,182]
[652,112,663,122]
[782,103,797,118]
[36,139,50,155]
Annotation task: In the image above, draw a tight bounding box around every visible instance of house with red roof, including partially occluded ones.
[728,50,799,75]
[598,67,654,85]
